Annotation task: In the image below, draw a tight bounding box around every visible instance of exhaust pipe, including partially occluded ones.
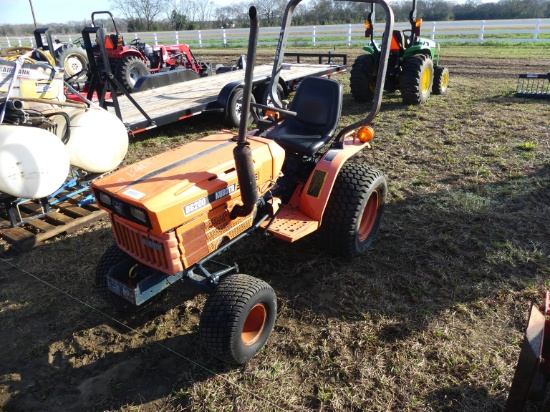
[231,6,259,219]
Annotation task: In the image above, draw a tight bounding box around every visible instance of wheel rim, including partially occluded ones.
[130,68,141,83]
[64,54,85,76]
[421,66,432,94]
[242,303,267,346]
[358,190,379,243]
[442,71,449,89]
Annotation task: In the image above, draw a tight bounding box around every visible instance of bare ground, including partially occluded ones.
[0,46,549,411]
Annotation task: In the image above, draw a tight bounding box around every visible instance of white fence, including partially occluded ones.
[2,19,549,49]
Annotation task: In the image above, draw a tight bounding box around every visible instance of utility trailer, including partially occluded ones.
[77,25,347,134]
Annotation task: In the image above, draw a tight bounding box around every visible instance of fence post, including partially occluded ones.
[29,37,34,48]
[431,22,436,41]
[154,33,158,46]
[347,24,352,46]
[175,31,179,44]
[6,36,11,47]
[222,29,227,47]
[18,38,22,47]
[312,26,316,46]
[534,19,541,41]
[198,30,202,47]
[478,20,485,43]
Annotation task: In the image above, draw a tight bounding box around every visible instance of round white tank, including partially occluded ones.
[0,125,70,199]
[65,108,128,173]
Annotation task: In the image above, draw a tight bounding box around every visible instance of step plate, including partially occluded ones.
[262,205,319,242]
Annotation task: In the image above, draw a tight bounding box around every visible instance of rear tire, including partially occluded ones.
[399,54,433,105]
[96,244,139,313]
[116,56,149,91]
[321,163,387,257]
[199,274,277,365]
[350,54,377,102]
[432,66,449,95]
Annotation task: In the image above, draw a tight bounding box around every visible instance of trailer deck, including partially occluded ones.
[110,60,347,134]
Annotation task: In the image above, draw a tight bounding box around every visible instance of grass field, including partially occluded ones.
[0,44,549,411]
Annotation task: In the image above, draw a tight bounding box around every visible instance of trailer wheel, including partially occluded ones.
[350,54,377,102]
[96,244,139,313]
[199,274,277,365]
[261,83,285,107]
[399,54,433,105]
[321,163,386,257]
[432,66,449,95]
[116,56,149,91]
[227,88,256,128]
[55,43,88,83]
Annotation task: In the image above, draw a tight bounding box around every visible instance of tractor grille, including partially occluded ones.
[111,215,183,275]
[178,210,254,267]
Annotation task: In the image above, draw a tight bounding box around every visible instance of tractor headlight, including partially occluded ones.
[98,191,112,206]
[130,206,148,224]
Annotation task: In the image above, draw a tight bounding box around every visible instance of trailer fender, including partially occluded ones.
[217,80,245,113]
[298,138,370,222]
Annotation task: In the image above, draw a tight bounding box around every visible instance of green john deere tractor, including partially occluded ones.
[350,0,449,105]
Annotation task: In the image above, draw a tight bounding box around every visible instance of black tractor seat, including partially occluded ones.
[266,76,343,156]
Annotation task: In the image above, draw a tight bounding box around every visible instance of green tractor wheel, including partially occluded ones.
[350,54,377,102]
[399,54,433,105]
[432,66,449,95]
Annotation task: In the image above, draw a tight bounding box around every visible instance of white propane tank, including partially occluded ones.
[0,125,70,199]
[65,108,128,173]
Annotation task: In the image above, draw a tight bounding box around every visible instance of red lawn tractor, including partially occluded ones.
[91,11,211,91]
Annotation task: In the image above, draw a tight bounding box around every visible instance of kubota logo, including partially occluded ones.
[141,237,162,251]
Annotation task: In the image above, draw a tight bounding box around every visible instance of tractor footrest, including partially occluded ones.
[261,205,319,242]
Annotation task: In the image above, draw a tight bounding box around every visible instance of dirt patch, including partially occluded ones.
[1,46,549,411]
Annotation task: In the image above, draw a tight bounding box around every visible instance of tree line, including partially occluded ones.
[1,0,549,37]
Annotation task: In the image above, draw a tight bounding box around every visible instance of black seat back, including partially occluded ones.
[266,76,343,156]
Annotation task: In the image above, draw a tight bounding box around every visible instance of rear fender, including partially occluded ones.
[362,45,378,55]
[298,136,370,222]
[403,42,435,60]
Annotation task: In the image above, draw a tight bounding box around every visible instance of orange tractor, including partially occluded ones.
[91,0,394,364]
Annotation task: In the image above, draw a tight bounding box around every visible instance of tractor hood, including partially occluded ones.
[91,130,285,234]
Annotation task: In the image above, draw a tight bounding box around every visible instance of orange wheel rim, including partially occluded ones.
[358,191,379,243]
[242,304,267,346]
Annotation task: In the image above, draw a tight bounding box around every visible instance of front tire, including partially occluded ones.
[350,54,377,102]
[432,66,449,95]
[399,54,433,105]
[55,43,88,83]
[116,56,149,91]
[321,163,387,257]
[96,244,139,313]
[199,274,277,365]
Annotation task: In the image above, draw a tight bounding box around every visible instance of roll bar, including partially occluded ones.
[266,0,395,142]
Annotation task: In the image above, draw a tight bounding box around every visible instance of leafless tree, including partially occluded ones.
[111,0,169,31]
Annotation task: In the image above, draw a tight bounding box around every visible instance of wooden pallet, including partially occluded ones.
[0,197,106,253]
